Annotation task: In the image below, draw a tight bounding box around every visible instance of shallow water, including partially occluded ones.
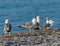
[0,0,60,34]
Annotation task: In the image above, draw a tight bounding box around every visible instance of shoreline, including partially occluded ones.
[0,28,60,46]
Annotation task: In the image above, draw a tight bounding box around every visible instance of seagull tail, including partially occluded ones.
[17,25,22,28]
[17,25,24,28]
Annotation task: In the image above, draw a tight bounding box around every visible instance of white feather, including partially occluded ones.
[46,17,54,27]
[46,18,49,24]
[4,19,9,34]
[36,16,40,23]
[49,20,54,26]
[5,19,9,24]
[32,18,36,25]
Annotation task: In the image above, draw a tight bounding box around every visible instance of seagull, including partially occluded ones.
[48,19,54,27]
[36,16,40,26]
[44,17,54,29]
[33,16,40,30]
[4,19,11,34]
[18,18,36,28]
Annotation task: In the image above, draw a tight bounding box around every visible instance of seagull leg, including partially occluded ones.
[9,32,10,36]
[29,28,32,33]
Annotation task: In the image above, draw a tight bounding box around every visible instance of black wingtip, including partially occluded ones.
[17,25,22,28]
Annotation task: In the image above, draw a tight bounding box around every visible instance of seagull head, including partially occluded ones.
[5,19,9,24]
[46,17,49,24]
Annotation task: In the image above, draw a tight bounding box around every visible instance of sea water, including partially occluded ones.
[0,0,60,34]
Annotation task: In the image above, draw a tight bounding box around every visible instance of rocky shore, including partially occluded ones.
[0,28,60,46]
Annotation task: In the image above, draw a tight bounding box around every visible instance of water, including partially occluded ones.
[0,0,60,34]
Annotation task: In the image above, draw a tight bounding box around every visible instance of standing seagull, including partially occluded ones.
[33,16,40,30]
[48,19,54,27]
[36,16,40,26]
[4,19,11,34]
[44,18,54,29]
[17,18,36,33]
[18,18,36,28]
